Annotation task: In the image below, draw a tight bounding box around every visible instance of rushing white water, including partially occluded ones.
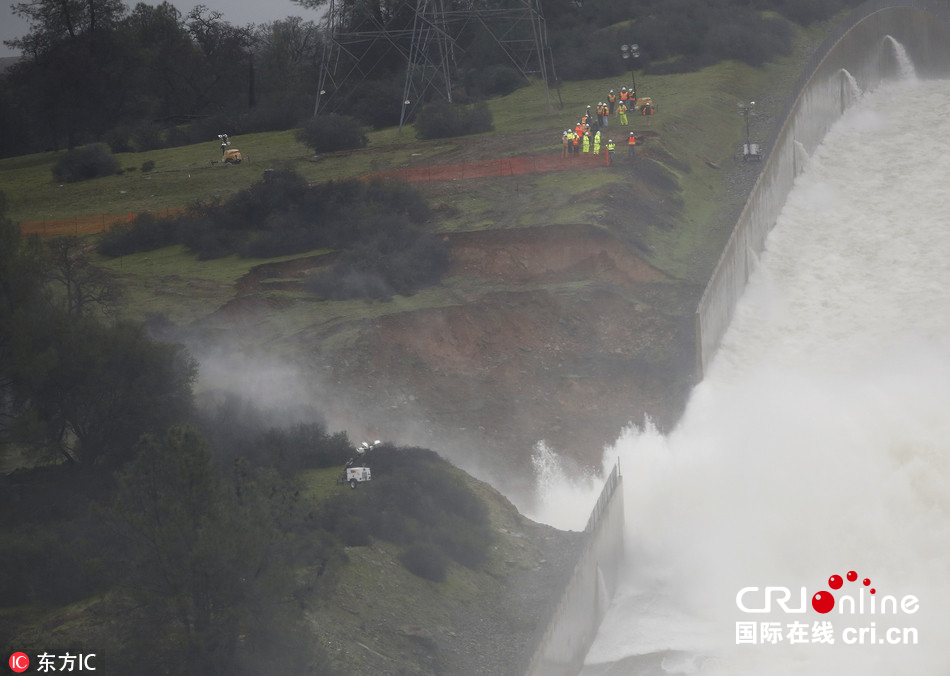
[537,76,950,675]
[885,35,918,82]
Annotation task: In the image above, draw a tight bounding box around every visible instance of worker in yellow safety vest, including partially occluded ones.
[606,138,616,160]
[593,130,601,155]
[582,131,590,153]
[617,101,628,126]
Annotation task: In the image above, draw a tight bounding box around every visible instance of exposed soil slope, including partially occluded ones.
[201,221,700,486]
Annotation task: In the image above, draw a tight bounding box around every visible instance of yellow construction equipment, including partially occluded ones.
[217,134,243,164]
[631,96,656,115]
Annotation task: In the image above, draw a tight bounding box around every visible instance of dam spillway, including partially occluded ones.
[579,43,950,676]
[527,2,950,675]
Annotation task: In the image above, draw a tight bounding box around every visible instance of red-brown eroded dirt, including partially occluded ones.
[233,224,701,477]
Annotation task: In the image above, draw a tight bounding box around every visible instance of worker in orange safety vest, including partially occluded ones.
[627,131,637,157]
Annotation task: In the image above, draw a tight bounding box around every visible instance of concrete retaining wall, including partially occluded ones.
[521,5,950,675]
[695,0,950,378]
[522,463,624,676]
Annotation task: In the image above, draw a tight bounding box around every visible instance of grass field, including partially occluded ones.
[0,18,831,330]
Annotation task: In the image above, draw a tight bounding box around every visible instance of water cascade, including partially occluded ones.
[792,140,809,177]
[884,34,917,81]
[572,77,950,676]
[839,69,862,113]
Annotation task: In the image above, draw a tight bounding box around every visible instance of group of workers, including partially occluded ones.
[561,86,654,160]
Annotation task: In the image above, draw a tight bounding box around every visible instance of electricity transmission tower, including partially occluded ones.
[313,0,557,129]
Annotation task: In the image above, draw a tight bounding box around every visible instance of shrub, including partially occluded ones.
[242,102,305,134]
[414,101,493,140]
[336,515,372,547]
[304,222,450,301]
[295,113,368,153]
[341,79,406,129]
[317,444,493,577]
[141,160,155,172]
[131,122,166,152]
[51,143,120,183]
[0,530,103,605]
[461,65,527,99]
[104,125,135,154]
[256,424,353,473]
[399,541,448,582]
[98,213,178,257]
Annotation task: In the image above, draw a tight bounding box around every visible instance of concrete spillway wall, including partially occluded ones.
[521,5,950,675]
[523,463,624,676]
[695,0,950,378]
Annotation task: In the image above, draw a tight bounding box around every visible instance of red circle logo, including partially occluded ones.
[811,591,835,614]
[9,653,29,673]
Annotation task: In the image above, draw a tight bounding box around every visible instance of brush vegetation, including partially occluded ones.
[0,5,852,675]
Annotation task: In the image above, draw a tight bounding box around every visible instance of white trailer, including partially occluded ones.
[345,465,371,489]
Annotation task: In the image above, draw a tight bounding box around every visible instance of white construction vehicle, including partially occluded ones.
[345,465,372,489]
[341,440,381,488]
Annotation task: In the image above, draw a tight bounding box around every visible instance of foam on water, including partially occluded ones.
[538,77,950,674]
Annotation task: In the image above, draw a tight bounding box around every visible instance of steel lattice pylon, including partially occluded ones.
[313,0,558,129]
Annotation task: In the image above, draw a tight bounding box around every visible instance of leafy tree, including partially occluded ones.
[45,235,120,318]
[0,214,198,468]
[0,201,49,450]
[251,16,322,123]
[184,6,255,113]
[108,425,335,673]
[7,0,134,148]
[18,318,197,467]
[9,0,127,56]
[123,1,204,124]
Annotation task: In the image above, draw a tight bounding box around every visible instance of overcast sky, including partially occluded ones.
[1,0,321,58]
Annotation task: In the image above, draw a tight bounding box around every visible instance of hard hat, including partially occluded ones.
[622,86,627,90]
[610,89,614,93]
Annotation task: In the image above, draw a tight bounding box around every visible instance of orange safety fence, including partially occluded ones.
[18,152,612,236]
[19,207,187,238]
[366,151,611,183]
